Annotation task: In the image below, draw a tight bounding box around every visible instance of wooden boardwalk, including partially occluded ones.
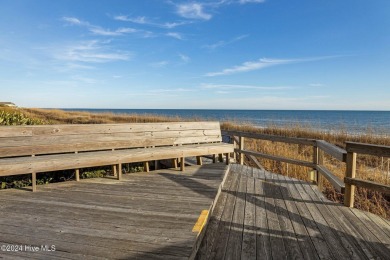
[194,164,390,260]
[0,163,228,260]
[1,163,390,259]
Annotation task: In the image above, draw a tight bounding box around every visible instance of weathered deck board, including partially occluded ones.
[0,163,228,259]
[194,164,390,259]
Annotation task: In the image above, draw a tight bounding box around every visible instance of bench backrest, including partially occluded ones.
[0,122,222,158]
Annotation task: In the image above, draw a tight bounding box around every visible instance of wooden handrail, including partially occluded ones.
[222,131,390,209]
[222,130,344,193]
[344,142,390,207]
[346,141,390,157]
[222,130,316,146]
[316,140,347,162]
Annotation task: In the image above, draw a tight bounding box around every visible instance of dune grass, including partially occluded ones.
[1,107,389,219]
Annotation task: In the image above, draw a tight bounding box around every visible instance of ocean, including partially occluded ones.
[62,109,390,135]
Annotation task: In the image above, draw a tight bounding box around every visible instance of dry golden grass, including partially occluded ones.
[2,107,390,219]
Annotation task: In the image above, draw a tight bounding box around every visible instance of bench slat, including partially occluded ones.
[0,122,220,136]
[0,143,233,176]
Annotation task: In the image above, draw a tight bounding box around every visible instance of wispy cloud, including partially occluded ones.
[166,32,184,40]
[179,53,190,63]
[176,3,212,20]
[205,56,342,76]
[238,0,265,4]
[150,61,169,68]
[148,88,194,93]
[62,16,137,36]
[204,34,248,50]
[114,15,190,29]
[201,83,293,90]
[53,40,131,63]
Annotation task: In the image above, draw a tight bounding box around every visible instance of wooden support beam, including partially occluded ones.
[239,136,245,165]
[75,151,80,181]
[180,157,185,171]
[31,172,37,192]
[218,154,223,162]
[344,152,357,207]
[172,158,178,169]
[232,136,238,161]
[143,162,150,172]
[31,154,36,192]
[213,154,217,163]
[196,156,203,166]
[225,153,230,165]
[117,163,122,180]
[317,149,324,190]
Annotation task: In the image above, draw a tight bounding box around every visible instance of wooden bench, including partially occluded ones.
[0,122,233,191]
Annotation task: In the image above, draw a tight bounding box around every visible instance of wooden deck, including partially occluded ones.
[1,163,390,259]
[0,163,228,260]
[194,164,390,260]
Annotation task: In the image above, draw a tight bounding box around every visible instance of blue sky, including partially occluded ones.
[1,0,389,110]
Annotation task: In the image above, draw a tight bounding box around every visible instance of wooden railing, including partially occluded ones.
[222,130,390,208]
[344,142,390,207]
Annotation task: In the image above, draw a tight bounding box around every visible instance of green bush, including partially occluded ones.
[0,110,45,125]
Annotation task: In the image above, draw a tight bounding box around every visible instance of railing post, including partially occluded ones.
[344,151,357,207]
[232,136,237,162]
[239,136,245,165]
[312,146,323,189]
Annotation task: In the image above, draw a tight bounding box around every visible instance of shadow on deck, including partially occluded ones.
[0,163,389,259]
[193,164,390,260]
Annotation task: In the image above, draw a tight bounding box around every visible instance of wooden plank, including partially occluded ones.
[280,173,333,259]
[240,176,256,260]
[239,149,315,168]
[275,174,319,260]
[209,171,241,259]
[344,177,390,194]
[269,172,305,260]
[0,129,221,146]
[0,143,233,176]
[263,170,287,259]
[337,207,390,259]
[224,169,247,260]
[0,122,221,136]
[191,166,236,259]
[299,177,366,260]
[222,130,316,146]
[316,165,345,192]
[0,136,223,158]
[346,141,390,157]
[252,168,272,260]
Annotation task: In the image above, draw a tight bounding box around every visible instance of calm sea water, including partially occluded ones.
[62,109,390,135]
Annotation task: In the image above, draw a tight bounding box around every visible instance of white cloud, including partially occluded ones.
[238,0,265,4]
[166,32,184,40]
[148,88,194,93]
[204,34,248,50]
[54,40,131,63]
[201,83,293,90]
[205,56,341,76]
[62,17,85,25]
[150,61,169,68]
[114,15,190,29]
[62,16,137,36]
[176,3,212,20]
[179,53,190,63]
